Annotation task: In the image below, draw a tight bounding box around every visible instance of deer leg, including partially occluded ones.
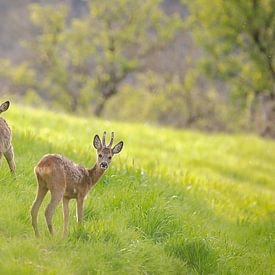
[76,196,84,224]
[62,196,70,237]
[0,152,3,166]
[45,190,63,235]
[4,145,16,174]
[31,186,48,237]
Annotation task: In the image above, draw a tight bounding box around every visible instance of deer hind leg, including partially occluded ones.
[4,145,16,174]
[62,197,70,238]
[31,185,48,237]
[45,190,63,235]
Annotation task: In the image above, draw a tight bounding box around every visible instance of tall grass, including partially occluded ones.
[0,105,274,274]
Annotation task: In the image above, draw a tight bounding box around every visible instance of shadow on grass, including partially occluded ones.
[165,238,218,274]
[190,158,274,189]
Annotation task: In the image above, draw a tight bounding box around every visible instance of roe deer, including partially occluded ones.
[31,131,123,237]
[0,101,16,174]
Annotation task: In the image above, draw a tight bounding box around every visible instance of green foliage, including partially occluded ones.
[0,105,274,273]
[1,0,274,135]
[0,59,36,92]
[0,1,182,113]
[184,0,274,96]
[183,0,275,135]
[105,71,231,131]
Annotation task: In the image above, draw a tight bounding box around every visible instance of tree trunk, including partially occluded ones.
[247,93,257,130]
[94,85,118,117]
[94,99,106,117]
[70,95,78,112]
[70,0,85,18]
[260,94,275,138]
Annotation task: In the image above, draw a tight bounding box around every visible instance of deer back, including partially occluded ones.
[36,154,90,196]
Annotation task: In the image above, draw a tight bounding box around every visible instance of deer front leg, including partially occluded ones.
[4,145,16,174]
[76,195,84,224]
[62,196,70,238]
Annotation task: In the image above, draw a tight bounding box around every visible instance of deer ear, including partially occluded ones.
[93,134,102,150]
[0,101,10,113]
[112,141,123,154]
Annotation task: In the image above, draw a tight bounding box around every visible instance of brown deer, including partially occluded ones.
[0,101,16,174]
[31,131,123,237]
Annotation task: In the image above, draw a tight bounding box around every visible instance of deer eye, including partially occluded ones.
[108,156,112,160]
[98,154,102,158]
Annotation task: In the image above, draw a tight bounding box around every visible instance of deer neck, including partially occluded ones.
[88,163,105,186]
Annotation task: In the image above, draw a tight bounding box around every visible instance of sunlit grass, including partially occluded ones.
[0,104,274,274]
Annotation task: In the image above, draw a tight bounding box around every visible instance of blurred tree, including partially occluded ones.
[184,0,275,136]
[77,0,182,115]
[7,1,182,114]
[104,70,230,131]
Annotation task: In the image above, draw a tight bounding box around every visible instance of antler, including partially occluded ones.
[102,131,107,147]
[108,132,114,148]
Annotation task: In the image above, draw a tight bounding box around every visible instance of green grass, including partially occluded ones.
[0,105,274,274]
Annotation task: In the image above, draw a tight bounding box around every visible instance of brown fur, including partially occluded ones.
[0,101,15,174]
[31,132,123,237]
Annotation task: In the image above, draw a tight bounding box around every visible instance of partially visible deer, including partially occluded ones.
[0,101,16,174]
[31,131,123,237]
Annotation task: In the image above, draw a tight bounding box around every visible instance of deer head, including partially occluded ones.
[93,131,123,170]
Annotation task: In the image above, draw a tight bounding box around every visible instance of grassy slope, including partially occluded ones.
[0,105,274,274]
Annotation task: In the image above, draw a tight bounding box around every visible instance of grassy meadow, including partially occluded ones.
[0,105,274,274]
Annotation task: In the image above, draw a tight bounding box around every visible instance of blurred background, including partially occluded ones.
[0,0,274,137]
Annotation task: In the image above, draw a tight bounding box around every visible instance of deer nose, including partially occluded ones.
[100,162,108,169]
